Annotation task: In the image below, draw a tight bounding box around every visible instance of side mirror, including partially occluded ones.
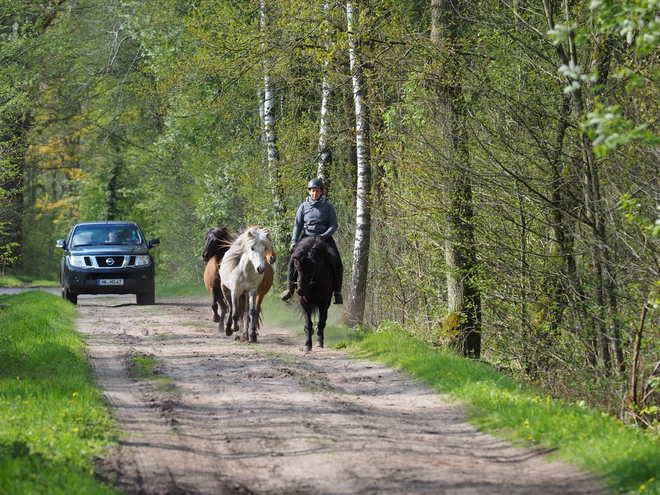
[56,239,66,249]
[149,238,160,248]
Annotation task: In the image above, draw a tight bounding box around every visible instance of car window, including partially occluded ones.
[71,226,143,246]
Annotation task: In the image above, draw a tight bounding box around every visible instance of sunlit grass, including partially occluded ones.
[0,272,58,288]
[348,327,660,494]
[156,282,208,298]
[0,291,121,494]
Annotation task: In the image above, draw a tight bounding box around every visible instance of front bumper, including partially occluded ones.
[64,265,155,295]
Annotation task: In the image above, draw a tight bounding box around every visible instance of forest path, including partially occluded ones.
[77,294,607,495]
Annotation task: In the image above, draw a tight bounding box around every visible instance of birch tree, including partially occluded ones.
[346,0,372,327]
[316,1,333,189]
[261,0,287,247]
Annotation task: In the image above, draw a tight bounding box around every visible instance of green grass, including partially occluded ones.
[348,328,660,494]
[0,272,58,288]
[0,291,121,494]
[156,282,208,298]
[130,356,177,393]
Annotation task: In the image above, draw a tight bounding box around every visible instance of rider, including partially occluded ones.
[280,178,344,304]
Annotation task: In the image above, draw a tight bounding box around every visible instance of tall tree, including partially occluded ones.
[431,0,481,357]
[346,0,372,327]
[261,0,287,247]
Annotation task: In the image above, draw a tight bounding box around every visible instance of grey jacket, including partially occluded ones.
[292,196,338,242]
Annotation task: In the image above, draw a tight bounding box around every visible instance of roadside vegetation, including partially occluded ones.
[0,291,120,495]
[343,327,660,495]
[0,273,59,288]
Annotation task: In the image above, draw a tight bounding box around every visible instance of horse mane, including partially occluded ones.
[292,236,334,263]
[203,226,236,261]
[222,226,272,272]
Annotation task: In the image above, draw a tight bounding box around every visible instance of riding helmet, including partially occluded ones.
[307,178,325,190]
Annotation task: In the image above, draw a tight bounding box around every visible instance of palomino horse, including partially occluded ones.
[238,226,276,337]
[219,226,273,342]
[202,226,236,329]
[290,236,335,351]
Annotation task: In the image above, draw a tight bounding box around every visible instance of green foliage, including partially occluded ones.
[7,0,660,434]
[0,291,120,494]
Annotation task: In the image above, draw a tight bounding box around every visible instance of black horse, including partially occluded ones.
[291,236,335,351]
[202,226,236,328]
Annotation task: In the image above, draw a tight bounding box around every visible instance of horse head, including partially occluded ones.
[244,227,272,275]
[202,226,233,262]
[292,237,328,297]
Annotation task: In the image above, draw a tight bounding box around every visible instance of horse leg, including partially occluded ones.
[248,289,258,343]
[218,292,228,333]
[316,303,329,348]
[231,292,241,337]
[222,287,234,336]
[211,300,219,322]
[211,286,221,323]
[301,301,314,352]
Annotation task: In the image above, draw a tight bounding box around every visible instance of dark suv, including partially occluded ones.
[56,221,160,305]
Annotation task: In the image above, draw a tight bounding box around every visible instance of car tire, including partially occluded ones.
[136,287,155,305]
[63,286,78,305]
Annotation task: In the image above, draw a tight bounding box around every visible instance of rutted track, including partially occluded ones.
[77,294,606,495]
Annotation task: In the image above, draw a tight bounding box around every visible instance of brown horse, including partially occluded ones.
[202,226,236,329]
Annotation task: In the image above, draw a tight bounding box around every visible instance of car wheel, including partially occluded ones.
[136,287,155,305]
[63,286,78,305]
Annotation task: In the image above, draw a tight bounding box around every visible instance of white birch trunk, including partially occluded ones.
[346,0,371,327]
[317,2,333,185]
[260,0,287,248]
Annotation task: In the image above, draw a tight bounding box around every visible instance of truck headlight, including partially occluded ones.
[134,255,151,266]
[69,255,86,267]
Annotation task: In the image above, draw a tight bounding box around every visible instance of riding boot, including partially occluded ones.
[280,281,296,302]
[333,267,343,305]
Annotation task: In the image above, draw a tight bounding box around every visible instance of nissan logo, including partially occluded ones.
[106,258,115,266]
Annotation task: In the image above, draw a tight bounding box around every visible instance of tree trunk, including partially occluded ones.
[317,2,333,192]
[261,0,287,252]
[346,0,372,327]
[431,0,481,358]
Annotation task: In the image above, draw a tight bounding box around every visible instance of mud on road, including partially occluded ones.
[77,294,606,495]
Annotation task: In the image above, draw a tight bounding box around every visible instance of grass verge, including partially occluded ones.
[0,291,120,494]
[347,327,660,494]
[0,273,58,288]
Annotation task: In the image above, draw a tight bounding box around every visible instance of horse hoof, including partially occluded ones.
[316,341,324,348]
[213,315,220,323]
[225,329,233,337]
[249,334,258,343]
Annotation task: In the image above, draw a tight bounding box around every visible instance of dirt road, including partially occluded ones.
[76,294,606,495]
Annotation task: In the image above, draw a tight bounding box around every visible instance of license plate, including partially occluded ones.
[98,279,124,286]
